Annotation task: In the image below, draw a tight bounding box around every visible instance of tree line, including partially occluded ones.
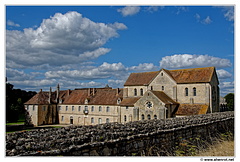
[6,82,36,123]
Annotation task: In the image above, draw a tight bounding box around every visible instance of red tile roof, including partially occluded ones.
[151,91,179,105]
[120,97,141,106]
[175,104,209,116]
[124,67,216,86]
[124,71,159,86]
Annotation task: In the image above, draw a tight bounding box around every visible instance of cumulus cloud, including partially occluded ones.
[7,20,20,27]
[219,81,234,96]
[195,14,212,24]
[202,16,212,24]
[6,11,127,68]
[129,63,158,71]
[219,6,234,21]
[216,69,232,79]
[117,6,140,17]
[160,54,231,69]
[45,62,128,80]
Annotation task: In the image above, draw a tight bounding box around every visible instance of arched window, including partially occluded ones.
[106,106,110,112]
[106,118,110,123]
[124,115,127,122]
[98,118,102,124]
[134,88,137,96]
[91,117,94,123]
[147,114,151,120]
[141,114,145,120]
[193,87,196,96]
[140,88,143,96]
[185,88,188,96]
[154,115,157,119]
[99,106,102,112]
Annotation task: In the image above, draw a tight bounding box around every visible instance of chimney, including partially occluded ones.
[49,87,52,104]
[67,89,70,96]
[88,88,91,96]
[56,84,60,103]
[116,88,120,95]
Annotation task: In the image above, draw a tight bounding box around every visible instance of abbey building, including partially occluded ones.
[24,67,219,126]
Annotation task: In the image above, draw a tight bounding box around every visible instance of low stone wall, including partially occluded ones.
[6,111,234,156]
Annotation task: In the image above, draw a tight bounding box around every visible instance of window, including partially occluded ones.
[58,106,61,111]
[154,115,157,119]
[140,88,143,96]
[147,114,151,120]
[134,88,137,96]
[91,117,94,124]
[141,114,145,120]
[126,106,129,110]
[84,106,88,111]
[193,87,196,96]
[99,106,102,112]
[33,105,35,111]
[66,106,68,111]
[162,86,164,91]
[78,106,81,111]
[106,106,110,112]
[106,118,110,123]
[124,115,127,122]
[185,88,188,96]
[72,106,74,111]
[42,106,46,111]
[146,101,152,108]
[91,106,94,112]
[161,73,163,76]
[61,116,64,121]
[151,86,153,90]
[98,118,102,124]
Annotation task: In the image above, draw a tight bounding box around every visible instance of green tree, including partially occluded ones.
[6,82,36,122]
[224,93,234,111]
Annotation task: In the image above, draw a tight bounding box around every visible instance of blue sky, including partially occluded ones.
[5,5,234,96]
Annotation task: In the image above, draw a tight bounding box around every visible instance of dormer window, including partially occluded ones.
[85,99,88,104]
[117,98,121,104]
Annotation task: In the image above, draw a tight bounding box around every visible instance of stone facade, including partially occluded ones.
[24,67,220,126]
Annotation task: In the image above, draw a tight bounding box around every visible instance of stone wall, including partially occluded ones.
[6,111,234,156]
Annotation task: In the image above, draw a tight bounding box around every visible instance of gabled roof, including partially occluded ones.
[124,71,159,86]
[151,91,179,105]
[120,97,141,106]
[175,104,209,116]
[169,67,216,84]
[124,67,216,86]
[24,90,68,105]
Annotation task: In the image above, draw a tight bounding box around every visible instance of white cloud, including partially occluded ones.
[195,14,212,24]
[117,6,140,17]
[129,63,158,71]
[6,11,127,68]
[7,20,20,27]
[220,6,234,21]
[175,6,188,15]
[45,62,128,80]
[159,54,231,69]
[202,16,212,24]
[216,69,232,79]
[219,81,234,96]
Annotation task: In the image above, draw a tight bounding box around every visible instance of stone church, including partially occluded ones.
[24,66,219,126]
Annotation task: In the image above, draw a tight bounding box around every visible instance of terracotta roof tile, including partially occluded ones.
[124,71,159,86]
[175,104,209,116]
[24,90,68,105]
[124,67,216,86]
[169,67,215,83]
[120,97,141,106]
[151,91,179,105]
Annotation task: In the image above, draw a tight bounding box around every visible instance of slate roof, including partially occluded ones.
[175,104,209,116]
[124,67,216,86]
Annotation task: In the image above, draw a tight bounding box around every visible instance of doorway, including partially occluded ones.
[70,116,73,124]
